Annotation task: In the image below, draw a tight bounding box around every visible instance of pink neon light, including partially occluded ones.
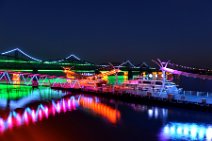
[0,96,121,134]
[162,67,212,80]
[0,97,78,134]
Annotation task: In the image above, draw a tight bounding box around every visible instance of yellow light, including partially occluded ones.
[12,73,20,84]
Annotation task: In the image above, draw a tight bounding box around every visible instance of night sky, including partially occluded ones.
[0,0,211,67]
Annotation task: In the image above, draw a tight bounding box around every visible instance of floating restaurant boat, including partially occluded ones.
[122,77,180,94]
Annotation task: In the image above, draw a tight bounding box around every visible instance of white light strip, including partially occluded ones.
[1,48,82,63]
[66,54,81,61]
[119,60,136,67]
[1,48,42,62]
[1,48,18,55]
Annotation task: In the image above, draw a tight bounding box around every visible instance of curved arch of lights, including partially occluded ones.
[119,60,136,68]
[1,48,81,63]
[66,54,81,61]
[1,48,42,62]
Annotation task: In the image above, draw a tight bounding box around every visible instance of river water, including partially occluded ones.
[0,84,212,141]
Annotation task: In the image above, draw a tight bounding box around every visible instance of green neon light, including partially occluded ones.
[72,70,95,73]
[38,70,63,72]
[100,71,127,73]
[38,70,94,73]
[0,69,94,73]
[0,69,33,72]
[0,59,38,63]
[0,84,32,100]
[0,84,64,100]
[107,76,128,85]
[0,59,94,66]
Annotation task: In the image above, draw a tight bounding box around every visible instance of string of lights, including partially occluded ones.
[162,67,212,80]
[1,48,81,63]
[119,60,136,68]
[1,48,42,62]
[1,48,150,68]
[169,62,212,72]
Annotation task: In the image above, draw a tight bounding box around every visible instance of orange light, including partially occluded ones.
[79,98,121,124]
[12,73,20,84]
[63,67,77,81]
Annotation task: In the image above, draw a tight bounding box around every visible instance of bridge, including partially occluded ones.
[0,70,82,88]
[0,48,97,73]
[1,57,211,85]
[0,48,156,78]
[1,58,211,90]
[1,57,212,100]
[0,68,123,90]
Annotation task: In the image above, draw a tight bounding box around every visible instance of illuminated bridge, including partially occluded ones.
[0,48,97,74]
[0,70,82,89]
[0,48,156,78]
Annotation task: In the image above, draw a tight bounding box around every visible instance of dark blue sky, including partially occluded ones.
[0,0,211,67]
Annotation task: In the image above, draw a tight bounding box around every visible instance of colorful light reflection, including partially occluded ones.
[0,96,78,133]
[79,97,121,124]
[0,95,121,134]
[160,122,212,141]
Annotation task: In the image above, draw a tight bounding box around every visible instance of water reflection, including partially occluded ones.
[161,122,212,141]
[0,86,121,134]
[0,87,65,110]
[0,84,64,100]
[147,108,168,120]
[1,85,212,141]
[79,97,121,124]
[0,96,78,133]
[128,103,168,120]
[126,103,212,141]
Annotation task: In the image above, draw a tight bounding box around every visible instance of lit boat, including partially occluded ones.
[123,78,179,94]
